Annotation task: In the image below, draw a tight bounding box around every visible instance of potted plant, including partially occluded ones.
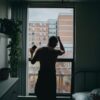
[1,18,22,77]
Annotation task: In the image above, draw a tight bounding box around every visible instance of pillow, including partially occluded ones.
[91,88,100,96]
[72,92,92,100]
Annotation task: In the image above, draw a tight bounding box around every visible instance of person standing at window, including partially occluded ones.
[29,36,65,100]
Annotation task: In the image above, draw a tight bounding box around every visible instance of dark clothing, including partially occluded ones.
[31,47,62,100]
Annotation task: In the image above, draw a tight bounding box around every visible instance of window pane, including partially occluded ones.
[28,62,72,93]
[56,62,72,93]
[28,62,40,93]
[27,8,74,94]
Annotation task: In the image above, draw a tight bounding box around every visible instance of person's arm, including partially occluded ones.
[29,45,39,64]
[30,45,37,58]
[57,36,65,55]
[29,49,40,64]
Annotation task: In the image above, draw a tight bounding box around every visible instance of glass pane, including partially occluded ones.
[56,62,72,93]
[28,62,72,93]
[28,62,40,93]
[28,8,73,59]
[27,8,74,94]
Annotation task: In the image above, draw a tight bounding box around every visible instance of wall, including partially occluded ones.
[0,33,8,69]
[0,0,9,69]
[0,0,9,18]
[0,0,10,68]
[74,2,100,92]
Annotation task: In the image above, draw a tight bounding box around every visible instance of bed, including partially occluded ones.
[72,69,100,100]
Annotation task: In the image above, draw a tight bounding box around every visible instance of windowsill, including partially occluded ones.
[29,93,71,98]
[18,95,71,99]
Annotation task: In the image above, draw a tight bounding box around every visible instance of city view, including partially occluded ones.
[27,8,73,94]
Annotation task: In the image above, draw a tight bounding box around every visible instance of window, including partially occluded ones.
[27,8,74,95]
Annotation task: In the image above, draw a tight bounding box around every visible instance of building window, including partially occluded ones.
[27,8,74,95]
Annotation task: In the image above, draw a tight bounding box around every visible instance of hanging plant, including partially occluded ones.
[0,18,22,77]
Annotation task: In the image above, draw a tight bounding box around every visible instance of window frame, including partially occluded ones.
[26,2,75,97]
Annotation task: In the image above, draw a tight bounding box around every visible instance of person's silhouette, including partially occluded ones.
[29,36,65,100]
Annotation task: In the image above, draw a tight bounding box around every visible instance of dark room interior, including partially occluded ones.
[0,0,100,100]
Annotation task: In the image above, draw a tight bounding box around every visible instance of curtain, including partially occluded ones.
[11,2,27,95]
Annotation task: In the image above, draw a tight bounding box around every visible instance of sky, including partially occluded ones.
[28,8,73,22]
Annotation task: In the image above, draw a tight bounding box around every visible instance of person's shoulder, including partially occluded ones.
[54,49,65,55]
[37,47,42,51]
[37,47,47,51]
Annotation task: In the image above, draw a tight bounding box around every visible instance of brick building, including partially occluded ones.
[57,13,73,58]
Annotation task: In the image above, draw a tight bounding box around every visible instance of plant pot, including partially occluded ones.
[0,68,10,81]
